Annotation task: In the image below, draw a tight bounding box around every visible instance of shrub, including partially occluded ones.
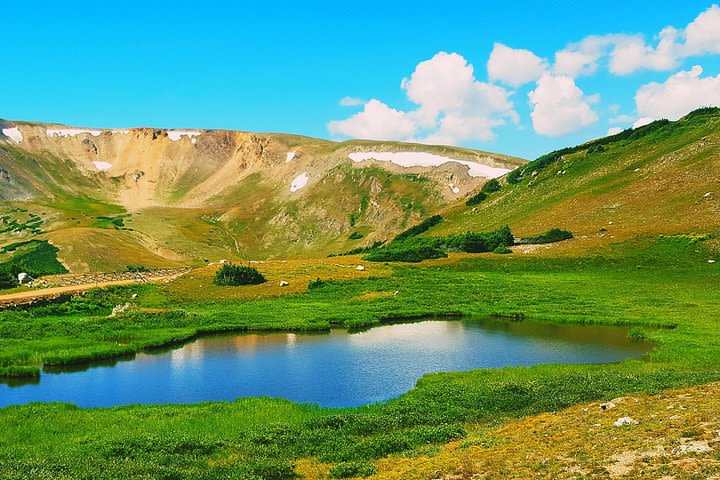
[348,231,364,240]
[213,264,266,286]
[0,268,18,289]
[124,265,149,273]
[364,245,447,263]
[443,226,514,253]
[391,215,442,244]
[465,191,487,206]
[329,462,376,478]
[519,228,573,244]
[481,178,501,194]
[493,245,512,254]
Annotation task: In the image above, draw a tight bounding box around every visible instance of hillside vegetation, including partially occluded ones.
[0,121,523,271]
[432,108,720,248]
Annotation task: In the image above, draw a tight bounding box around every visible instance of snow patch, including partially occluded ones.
[290,172,309,192]
[348,152,511,178]
[286,151,296,163]
[47,128,103,137]
[167,130,201,143]
[93,161,112,171]
[448,183,461,194]
[113,129,131,135]
[1,127,23,143]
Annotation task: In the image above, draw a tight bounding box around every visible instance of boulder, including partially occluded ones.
[109,303,131,318]
[17,272,32,284]
[600,401,616,411]
[279,280,289,287]
[356,265,365,271]
[613,417,639,427]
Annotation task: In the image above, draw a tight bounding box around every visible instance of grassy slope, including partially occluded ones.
[0,143,470,269]
[432,110,720,246]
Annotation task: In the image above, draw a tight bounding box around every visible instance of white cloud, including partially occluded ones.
[635,65,720,120]
[633,117,655,128]
[329,52,517,145]
[487,43,548,87]
[339,96,366,107]
[683,4,720,55]
[607,127,623,136]
[327,99,416,141]
[528,73,599,136]
[552,5,720,76]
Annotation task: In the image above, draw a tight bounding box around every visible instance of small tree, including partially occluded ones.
[213,264,266,286]
[0,268,18,290]
[481,178,501,194]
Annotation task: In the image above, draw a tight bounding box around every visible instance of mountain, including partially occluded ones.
[429,108,720,251]
[0,119,524,272]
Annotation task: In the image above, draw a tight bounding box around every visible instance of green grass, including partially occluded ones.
[0,236,718,477]
[0,239,67,283]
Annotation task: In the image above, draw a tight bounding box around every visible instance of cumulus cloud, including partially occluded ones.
[487,43,548,87]
[528,73,599,136]
[329,52,518,145]
[683,4,720,55]
[327,99,416,140]
[633,117,655,128]
[339,96,366,107]
[553,5,720,76]
[607,127,623,135]
[635,65,720,120]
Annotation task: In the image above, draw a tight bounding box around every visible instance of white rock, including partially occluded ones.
[600,401,616,411]
[109,303,131,318]
[131,293,138,299]
[290,172,309,192]
[285,152,296,162]
[613,417,639,427]
[356,265,365,271]
[709,260,716,264]
[348,152,511,179]
[17,272,31,284]
[704,192,712,197]
[219,259,227,264]
[672,442,714,455]
[2,127,23,143]
[279,280,289,287]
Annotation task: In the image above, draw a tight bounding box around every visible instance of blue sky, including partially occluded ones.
[2,1,720,159]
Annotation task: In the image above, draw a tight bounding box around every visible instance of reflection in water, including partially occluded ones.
[0,319,650,408]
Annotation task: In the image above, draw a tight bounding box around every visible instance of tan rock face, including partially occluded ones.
[0,120,525,267]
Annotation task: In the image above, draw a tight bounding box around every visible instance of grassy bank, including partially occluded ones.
[0,235,718,478]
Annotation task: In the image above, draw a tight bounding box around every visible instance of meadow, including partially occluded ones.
[0,234,718,478]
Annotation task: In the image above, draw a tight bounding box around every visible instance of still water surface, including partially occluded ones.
[0,319,649,408]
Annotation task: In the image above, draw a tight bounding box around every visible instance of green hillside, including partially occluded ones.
[430,108,720,250]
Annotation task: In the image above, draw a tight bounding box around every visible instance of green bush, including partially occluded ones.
[391,215,442,244]
[0,268,18,289]
[481,178,501,194]
[364,245,447,263]
[348,231,364,240]
[493,245,512,254]
[519,228,573,244]
[124,265,149,273]
[329,461,376,478]
[465,191,487,206]
[213,264,266,286]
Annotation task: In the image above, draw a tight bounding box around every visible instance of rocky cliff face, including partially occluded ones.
[0,120,525,270]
